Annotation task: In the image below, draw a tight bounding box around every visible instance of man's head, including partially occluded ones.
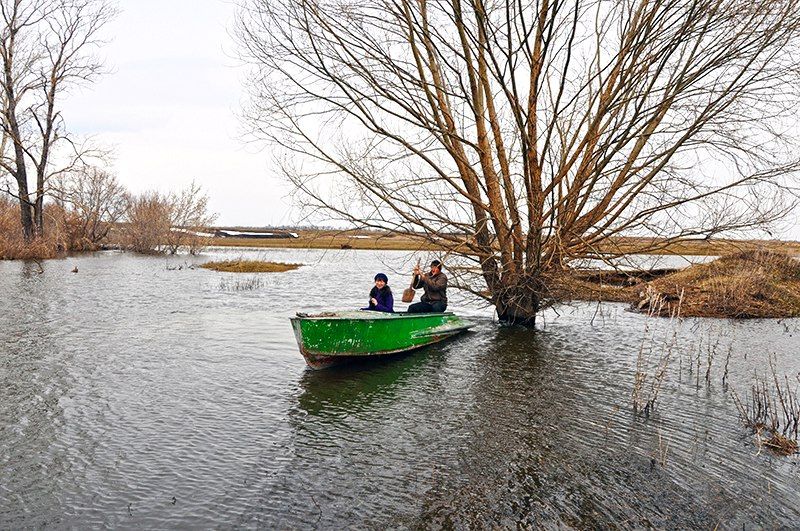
[429,260,442,275]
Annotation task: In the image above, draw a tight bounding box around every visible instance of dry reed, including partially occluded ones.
[0,197,83,259]
[730,353,800,456]
[631,291,684,416]
[218,276,265,291]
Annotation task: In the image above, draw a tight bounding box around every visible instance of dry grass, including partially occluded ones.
[205,229,800,256]
[200,260,301,273]
[631,296,684,417]
[203,229,436,251]
[543,269,667,304]
[0,197,82,260]
[595,236,800,257]
[218,276,265,291]
[731,354,800,456]
[637,249,800,318]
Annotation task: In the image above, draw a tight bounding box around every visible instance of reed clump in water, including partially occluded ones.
[731,354,800,456]
[631,293,684,417]
[218,276,265,291]
[200,260,301,273]
[635,250,800,318]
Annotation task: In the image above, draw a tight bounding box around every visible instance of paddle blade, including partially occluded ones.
[402,287,415,303]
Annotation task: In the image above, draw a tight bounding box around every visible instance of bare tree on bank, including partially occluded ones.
[236,0,800,324]
[0,0,115,241]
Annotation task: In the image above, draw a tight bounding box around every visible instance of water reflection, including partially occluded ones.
[296,350,438,420]
[19,260,45,278]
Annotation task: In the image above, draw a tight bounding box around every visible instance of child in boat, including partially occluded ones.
[363,273,394,312]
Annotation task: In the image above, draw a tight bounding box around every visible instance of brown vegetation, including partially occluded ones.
[636,250,800,318]
[200,260,301,273]
[203,229,800,256]
[123,184,216,255]
[542,249,800,319]
[2,173,216,259]
[204,229,437,252]
[596,237,800,257]
[53,167,129,250]
[731,354,799,456]
[543,269,646,304]
[0,195,84,259]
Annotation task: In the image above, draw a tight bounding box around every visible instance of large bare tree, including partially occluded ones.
[237,0,800,324]
[0,0,115,241]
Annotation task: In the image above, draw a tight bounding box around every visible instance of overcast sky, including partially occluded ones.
[60,1,799,238]
[62,0,293,227]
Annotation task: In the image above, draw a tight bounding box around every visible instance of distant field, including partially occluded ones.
[203,229,800,256]
[202,230,436,251]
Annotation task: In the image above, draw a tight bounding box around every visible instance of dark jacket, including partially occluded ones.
[414,271,447,304]
[363,286,394,312]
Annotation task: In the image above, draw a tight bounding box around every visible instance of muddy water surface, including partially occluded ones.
[1,248,799,528]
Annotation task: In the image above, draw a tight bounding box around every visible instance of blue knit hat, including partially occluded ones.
[374,273,388,283]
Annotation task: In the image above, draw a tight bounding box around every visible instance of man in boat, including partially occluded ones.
[408,260,448,313]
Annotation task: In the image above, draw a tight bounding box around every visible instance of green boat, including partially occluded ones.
[290,311,474,369]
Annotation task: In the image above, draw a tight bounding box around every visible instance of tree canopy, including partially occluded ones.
[237,0,800,323]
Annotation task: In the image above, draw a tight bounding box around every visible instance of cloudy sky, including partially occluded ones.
[60,0,799,238]
[62,0,292,227]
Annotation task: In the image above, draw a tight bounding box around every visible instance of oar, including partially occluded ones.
[402,259,420,302]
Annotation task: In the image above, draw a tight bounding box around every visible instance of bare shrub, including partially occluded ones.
[163,182,217,254]
[123,183,216,254]
[124,191,172,254]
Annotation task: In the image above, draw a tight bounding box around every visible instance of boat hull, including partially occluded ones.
[290,311,473,369]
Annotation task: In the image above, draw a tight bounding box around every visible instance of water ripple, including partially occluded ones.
[1,249,798,528]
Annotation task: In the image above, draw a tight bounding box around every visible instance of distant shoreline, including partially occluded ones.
[202,228,800,256]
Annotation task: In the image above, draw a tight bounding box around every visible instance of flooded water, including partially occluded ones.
[1,248,799,528]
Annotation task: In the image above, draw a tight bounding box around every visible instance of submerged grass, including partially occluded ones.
[631,294,684,417]
[731,354,800,456]
[200,260,301,273]
[218,276,265,291]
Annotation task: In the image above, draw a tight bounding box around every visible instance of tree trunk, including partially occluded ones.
[17,195,34,241]
[13,170,34,241]
[34,193,44,237]
[493,273,543,326]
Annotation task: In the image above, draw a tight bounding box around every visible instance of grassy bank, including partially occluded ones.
[556,250,800,318]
